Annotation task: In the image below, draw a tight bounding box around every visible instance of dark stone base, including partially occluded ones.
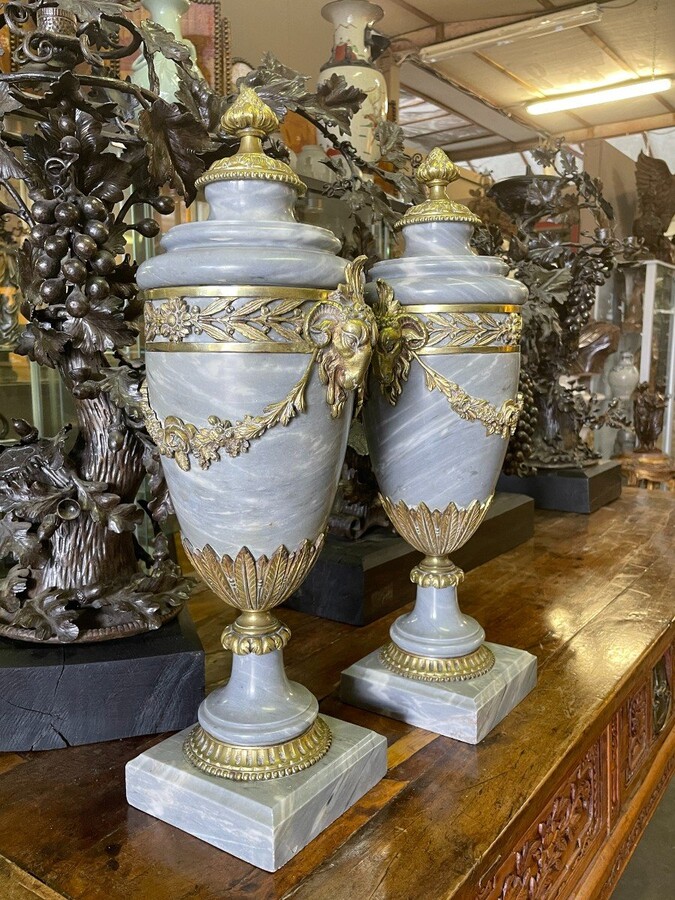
[286,492,534,626]
[497,460,622,514]
[0,607,204,751]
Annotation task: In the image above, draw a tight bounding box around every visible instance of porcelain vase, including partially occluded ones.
[125,88,386,871]
[132,0,203,101]
[608,351,640,403]
[340,149,537,743]
[318,0,388,164]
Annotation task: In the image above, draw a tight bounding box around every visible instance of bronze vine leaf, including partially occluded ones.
[14,591,80,642]
[375,121,408,170]
[27,72,101,119]
[243,53,309,118]
[0,138,27,181]
[0,84,22,117]
[138,20,192,64]
[312,73,366,134]
[141,442,174,524]
[58,0,134,23]
[138,99,212,204]
[175,66,223,131]
[63,304,137,355]
[95,365,141,410]
[15,323,70,368]
[74,111,133,203]
[0,518,43,568]
[107,502,144,535]
[1,567,30,615]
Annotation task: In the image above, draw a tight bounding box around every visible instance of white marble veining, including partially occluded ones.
[367,221,528,306]
[340,643,536,744]
[198,650,318,745]
[390,582,484,658]
[126,715,387,872]
[138,182,346,290]
[365,353,519,510]
[148,358,352,558]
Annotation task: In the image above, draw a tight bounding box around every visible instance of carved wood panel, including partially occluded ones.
[608,710,622,829]
[597,750,675,900]
[476,735,607,900]
[624,681,649,786]
[652,648,672,738]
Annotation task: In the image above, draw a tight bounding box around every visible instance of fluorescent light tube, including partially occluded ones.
[419,3,602,62]
[527,77,672,115]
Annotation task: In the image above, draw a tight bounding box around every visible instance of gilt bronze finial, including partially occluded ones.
[196,87,305,193]
[394,146,480,231]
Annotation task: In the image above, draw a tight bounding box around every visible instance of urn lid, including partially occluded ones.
[137,87,346,290]
[196,87,306,195]
[394,148,480,231]
[368,147,526,305]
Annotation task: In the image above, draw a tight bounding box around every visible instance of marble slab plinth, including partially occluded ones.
[340,642,537,744]
[125,714,387,872]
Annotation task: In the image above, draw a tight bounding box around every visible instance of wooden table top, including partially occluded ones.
[0,487,673,900]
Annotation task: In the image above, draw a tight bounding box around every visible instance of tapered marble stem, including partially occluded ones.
[198,649,318,746]
[391,578,484,658]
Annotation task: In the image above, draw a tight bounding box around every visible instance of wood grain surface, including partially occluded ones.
[0,488,672,900]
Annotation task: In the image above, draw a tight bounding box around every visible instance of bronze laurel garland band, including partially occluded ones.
[146,342,312,353]
[140,286,333,301]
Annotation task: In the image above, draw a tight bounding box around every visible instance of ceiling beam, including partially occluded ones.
[385,0,439,28]
[444,112,675,161]
[391,14,550,44]
[400,60,540,143]
[471,51,593,128]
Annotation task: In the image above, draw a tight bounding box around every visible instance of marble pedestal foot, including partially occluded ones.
[126,714,387,871]
[340,642,537,744]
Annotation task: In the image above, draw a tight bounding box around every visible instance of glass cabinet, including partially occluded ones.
[638,261,675,455]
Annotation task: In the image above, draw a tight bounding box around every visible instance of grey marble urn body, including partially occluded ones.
[126,89,386,836]
[340,150,537,739]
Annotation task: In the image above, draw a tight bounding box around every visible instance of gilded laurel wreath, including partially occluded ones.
[144,295,307,345]
[371,282,522,439]
[182,534,325,612]
[142,257,377,470]
[423,310,522,348]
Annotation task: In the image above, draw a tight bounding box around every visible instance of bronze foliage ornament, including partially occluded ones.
[372,281,522,439]
[140,257,377,470]
[0,1,407,641]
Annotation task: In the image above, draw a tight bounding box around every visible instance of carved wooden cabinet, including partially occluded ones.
[473,642,674,900]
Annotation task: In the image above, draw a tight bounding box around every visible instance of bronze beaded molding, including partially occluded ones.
[183,716,332,780]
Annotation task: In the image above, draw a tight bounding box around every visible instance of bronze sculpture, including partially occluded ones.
[484,144,631,473]
[633,382,667,453]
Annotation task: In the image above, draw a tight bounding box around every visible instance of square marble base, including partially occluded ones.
[125,714,387,872]
[340,642,537,744]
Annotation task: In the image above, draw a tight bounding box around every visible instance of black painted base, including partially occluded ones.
[0,607,204,751]
[286,492,534,626]
[498,460,622,514]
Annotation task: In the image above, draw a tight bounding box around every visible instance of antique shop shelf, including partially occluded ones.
[0,487,672,898]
